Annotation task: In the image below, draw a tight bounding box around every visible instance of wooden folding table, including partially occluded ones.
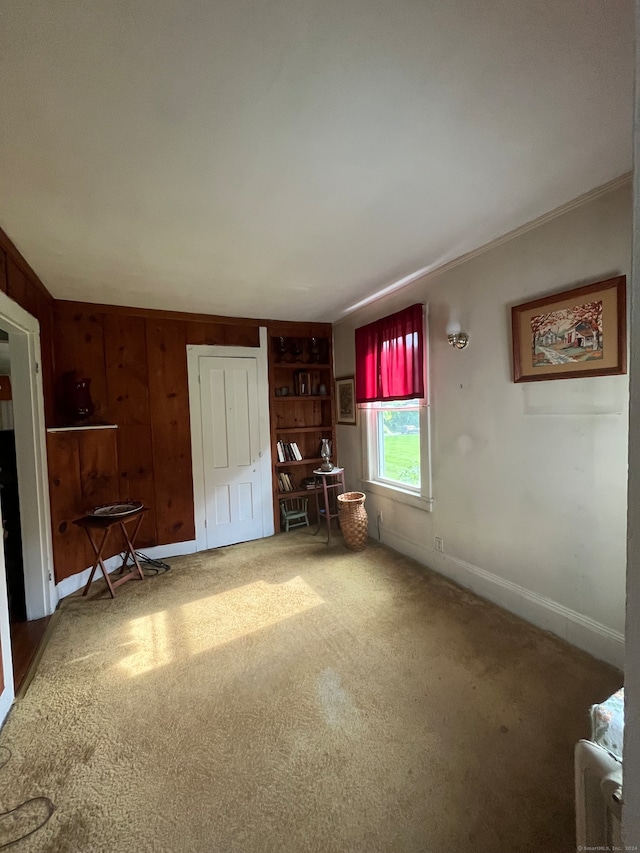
[74,506,149,598]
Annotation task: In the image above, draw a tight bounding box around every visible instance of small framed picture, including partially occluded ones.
[336,376,357,425]
[511,276,627,382]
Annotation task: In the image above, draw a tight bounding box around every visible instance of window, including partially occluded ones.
[355,304,432,510]
[370,398,421,490]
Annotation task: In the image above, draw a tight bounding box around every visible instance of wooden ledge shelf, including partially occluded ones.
[276,457,323,467]
[272,363,331,370]
[276,426,332,434]
[272,395,331,401]
[47,424,118,433]
[277,488,320,499]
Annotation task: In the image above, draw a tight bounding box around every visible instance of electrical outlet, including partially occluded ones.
[377,510,383,524]
[434,536,444,552]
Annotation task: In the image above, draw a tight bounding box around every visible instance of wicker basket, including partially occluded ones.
[337,491,368,551]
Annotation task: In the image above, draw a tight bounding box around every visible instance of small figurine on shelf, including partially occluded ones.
[62,371,95,423]
[292,340,303,362]
[310,337,320,363]
[276,337,287,362]
[295,371,311,396]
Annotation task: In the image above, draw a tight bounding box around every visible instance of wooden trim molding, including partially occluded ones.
[0,225,53,304]
[55,299,332,333]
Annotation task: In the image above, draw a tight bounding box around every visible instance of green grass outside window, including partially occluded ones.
[380,434,420,487]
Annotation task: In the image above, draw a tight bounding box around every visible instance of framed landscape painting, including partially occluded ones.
[511,276,626,383]
[336,376,357,424]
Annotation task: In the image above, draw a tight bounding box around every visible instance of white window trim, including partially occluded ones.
[359,305,433,512]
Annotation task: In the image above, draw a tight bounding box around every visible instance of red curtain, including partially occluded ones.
[355,304,425,403]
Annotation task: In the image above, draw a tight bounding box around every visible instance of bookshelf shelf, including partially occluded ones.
[276,457,322,467]
[271,362,331,370]
[272,394,332,401]
[276,426,332,434]
[268,326,335,531]
[277,488,320,500]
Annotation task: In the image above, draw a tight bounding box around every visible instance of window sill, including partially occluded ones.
[360,479,433,512]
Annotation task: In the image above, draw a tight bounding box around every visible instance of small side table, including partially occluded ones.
[313,467,346,545]
[74,506,149,598]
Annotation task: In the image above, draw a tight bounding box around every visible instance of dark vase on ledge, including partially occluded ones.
[63,373,95,423]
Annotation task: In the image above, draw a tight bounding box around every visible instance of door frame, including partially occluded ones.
[0,291,55,724]
[187,327,274,552]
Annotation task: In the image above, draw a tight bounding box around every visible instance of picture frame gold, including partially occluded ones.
[335,376,357,424]
[511,276,626,383]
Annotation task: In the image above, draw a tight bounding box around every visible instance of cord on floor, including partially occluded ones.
[120,552,171,576]
[0,747,55,849]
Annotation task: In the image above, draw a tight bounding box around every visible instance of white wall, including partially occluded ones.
[334,183,630,668]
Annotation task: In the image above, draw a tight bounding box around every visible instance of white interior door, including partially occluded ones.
[200,356,265,548]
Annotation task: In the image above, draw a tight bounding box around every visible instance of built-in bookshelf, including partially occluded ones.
[267,325,335,531]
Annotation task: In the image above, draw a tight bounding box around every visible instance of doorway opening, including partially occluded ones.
[0,326,50,691]
[0,292,55,723]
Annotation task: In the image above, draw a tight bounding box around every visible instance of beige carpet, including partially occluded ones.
[0,532,620,852]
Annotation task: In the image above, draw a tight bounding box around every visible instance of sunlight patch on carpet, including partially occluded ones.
[119,576,325,676]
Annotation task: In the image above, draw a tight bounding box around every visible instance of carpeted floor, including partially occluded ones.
[0,531,621,852]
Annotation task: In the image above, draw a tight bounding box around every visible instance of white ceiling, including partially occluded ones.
[0,0,633,322]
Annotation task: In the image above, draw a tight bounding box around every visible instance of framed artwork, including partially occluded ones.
[336,376,357,424]
[511,276,626,383]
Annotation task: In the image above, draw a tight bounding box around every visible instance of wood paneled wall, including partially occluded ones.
[47,428,119,579]
[0,225,331,586]
[49,302,274,581]
[0,228,55,426]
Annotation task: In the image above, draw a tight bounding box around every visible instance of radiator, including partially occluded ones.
[575,739,623,849]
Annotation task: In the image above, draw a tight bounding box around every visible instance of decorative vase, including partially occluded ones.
[63,372,94,422]
[337,491,368,551]
[320,438,333,472]
[276,337,287,362]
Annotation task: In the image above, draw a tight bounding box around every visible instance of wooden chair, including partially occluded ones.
[280,498,309,531]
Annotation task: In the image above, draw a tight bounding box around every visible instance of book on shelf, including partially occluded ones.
[278,472,296,492]
[277,440,303,462]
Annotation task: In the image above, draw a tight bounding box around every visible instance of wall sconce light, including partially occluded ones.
[446,321,469,349]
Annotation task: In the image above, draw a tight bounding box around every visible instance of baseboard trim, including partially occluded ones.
[377,526,624,669]
[55,540,198,600]
[15,609,61,700]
